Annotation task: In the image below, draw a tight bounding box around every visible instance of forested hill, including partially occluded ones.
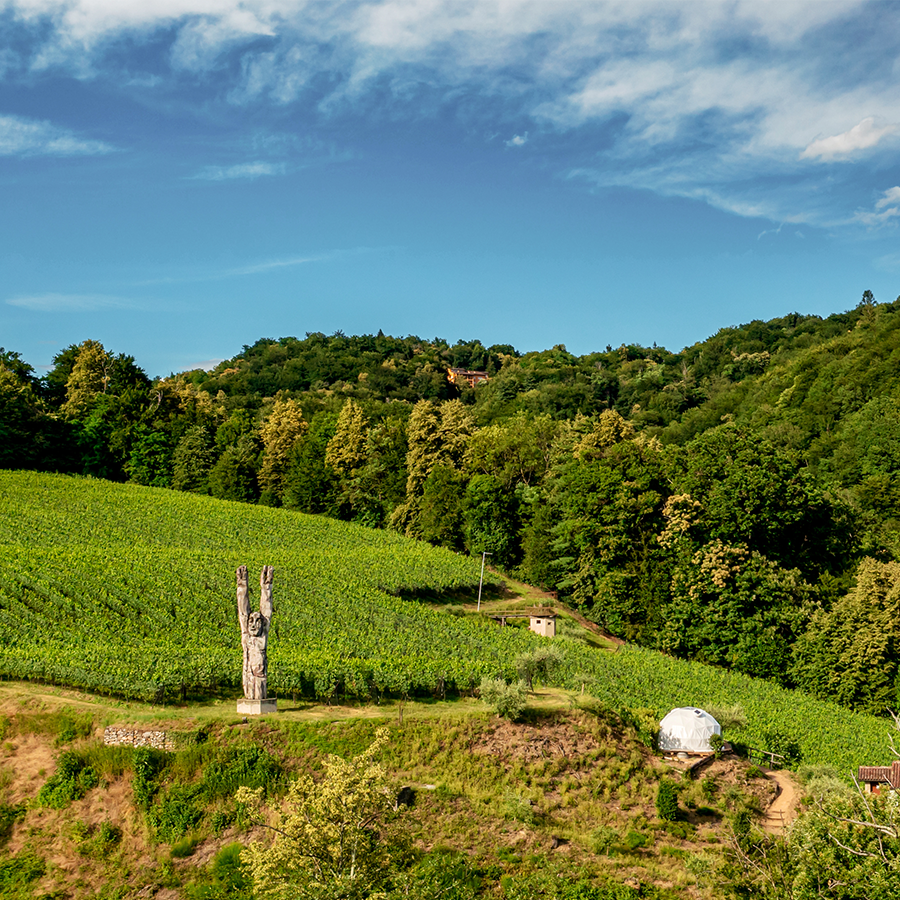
[3,292,900,717]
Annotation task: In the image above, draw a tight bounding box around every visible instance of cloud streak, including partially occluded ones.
[855,186,900,227]
[0,113,113,156]
[191,161,286,180]
[802,118,898,161]
[6,293,137,312]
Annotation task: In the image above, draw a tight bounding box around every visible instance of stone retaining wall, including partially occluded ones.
[103,726,175,752]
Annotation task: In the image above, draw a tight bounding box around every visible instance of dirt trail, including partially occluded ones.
[763,769,801,833]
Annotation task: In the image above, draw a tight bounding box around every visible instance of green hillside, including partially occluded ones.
[0,470,895,776]
[0,470,524,701]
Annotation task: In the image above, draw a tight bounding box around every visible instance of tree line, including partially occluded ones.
[3,293,900,715]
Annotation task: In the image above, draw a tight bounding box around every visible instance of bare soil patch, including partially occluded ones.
[474,716,603,763]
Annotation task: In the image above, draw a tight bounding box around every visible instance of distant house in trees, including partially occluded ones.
[858,761,900,793]
[447,367,489,388]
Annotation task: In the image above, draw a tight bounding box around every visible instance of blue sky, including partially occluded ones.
[2,0,900,377]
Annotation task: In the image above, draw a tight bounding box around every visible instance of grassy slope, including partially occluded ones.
[0,470,894,776]
[0,685,775,900]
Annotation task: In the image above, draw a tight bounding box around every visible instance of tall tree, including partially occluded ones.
[792,558,900,713]
[61,340,113,420]
[325,399,368,476]
[258,395,308,505]
[209,435,260,502]
[171,425,215,493]
[283,412,339,515]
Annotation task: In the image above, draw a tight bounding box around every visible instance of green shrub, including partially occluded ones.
[502,790,535,825]
[590,825,618,856]
[496,847,522,864]
[655,780,679,822]
[133,747,165,807]
[200,744,282,800]
[0,803,24,848]
[72,820,123,858]
[148,784,205,842]
[732,809,752,851]
[55,713,93,746]
[171,834,201,858]
[762,729,802,767]
[401,849,481,900]
[620,707,659,749]
[210,807,236,836]
[622,831,649,853]
[665,821,690,839]
[185,842,253,900]
[0,851,45,891]
[36,751,99,808]
[700,776,717,801]
[479,677,528,721]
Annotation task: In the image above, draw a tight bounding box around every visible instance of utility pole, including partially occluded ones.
[476,551,491,612]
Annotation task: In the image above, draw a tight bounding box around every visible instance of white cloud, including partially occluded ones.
[801,117,897,161]
[505,133,527,147]
[0,113,113,156]
[183,357,225,371]
[757,223,785,240]
[875,186,900,210]
[855,186,900,227]
[6,293,136,311]
[5,0,896,225]
[191,161,286,180]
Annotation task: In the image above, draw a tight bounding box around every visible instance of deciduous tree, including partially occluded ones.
[238,728,406,900]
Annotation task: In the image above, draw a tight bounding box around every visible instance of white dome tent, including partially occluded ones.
[659,707,722,753]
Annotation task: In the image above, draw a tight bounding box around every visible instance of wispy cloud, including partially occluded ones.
[801,117,897,161]
[183,358,225,371]
[133,251,338,286]
[0,114,113,156]
[225,254,327,276]
[6,293,137,312]
[5,0,897,226]
[855,186,900,227]
[191,161,286,180]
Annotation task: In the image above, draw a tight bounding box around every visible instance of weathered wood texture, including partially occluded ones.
[237,565,273,700]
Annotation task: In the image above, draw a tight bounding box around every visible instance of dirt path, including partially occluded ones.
[763,769,801,833]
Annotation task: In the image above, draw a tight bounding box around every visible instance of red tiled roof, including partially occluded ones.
[858,761,900,788]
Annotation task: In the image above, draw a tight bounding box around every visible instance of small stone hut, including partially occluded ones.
[529,614,556,637]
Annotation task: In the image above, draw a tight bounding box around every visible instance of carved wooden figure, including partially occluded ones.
[237,565,273,701]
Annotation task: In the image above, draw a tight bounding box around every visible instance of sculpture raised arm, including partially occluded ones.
[236,564,250,636]
[259,565,274,625]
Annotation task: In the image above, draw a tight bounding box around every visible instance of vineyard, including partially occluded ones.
[0,471,894,774]
[0,470,523,702]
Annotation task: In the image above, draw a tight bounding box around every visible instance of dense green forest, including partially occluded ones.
[4,291,900,715]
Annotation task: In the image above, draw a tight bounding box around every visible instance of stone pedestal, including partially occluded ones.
[237,698,278,716]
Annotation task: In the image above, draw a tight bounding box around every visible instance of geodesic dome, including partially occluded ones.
[658,707,721,753]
